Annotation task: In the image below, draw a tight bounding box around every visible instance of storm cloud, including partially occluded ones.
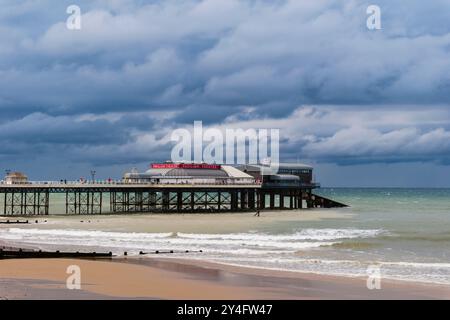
[0,0,449,185]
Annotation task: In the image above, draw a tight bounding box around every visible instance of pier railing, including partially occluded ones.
[0,180,262,188]
[261,182,320,189]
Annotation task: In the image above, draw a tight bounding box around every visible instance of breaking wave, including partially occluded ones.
[3,227,449,284]
[0,227,383,252]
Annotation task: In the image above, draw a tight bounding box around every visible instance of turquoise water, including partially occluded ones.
[307,188,450,283]
[315,188,450,261]
[1,188,449,285]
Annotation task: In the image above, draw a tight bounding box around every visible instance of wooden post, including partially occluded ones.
[248,190,255,210]
[270,193,275,209]
[190,191,195,212]
[290,191,294,209]
[177,191,182,212]
[231,190,237,211]
[260,191,266,209]
[240,190,247,210]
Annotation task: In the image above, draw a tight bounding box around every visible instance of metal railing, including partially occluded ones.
[261,181,320,188]
[0,179,262,187]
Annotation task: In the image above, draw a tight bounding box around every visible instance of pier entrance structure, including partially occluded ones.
[237,163,346,209]
[0,163,346,216]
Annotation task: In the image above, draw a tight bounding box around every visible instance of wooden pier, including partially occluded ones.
[0,182,346,216]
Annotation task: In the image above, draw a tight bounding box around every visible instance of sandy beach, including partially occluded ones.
[1,257,449,300]
[1,206,450,300]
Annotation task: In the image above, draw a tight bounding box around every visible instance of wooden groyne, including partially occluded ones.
[0,219,30,224]
[0,248,113,259]
[0,248,204,259]
[136,249,203,255]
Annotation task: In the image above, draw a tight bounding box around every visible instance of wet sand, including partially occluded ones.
[1,257,449,300]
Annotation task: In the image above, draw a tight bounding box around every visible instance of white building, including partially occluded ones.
[123,163,255,185]
[4,172,28,185]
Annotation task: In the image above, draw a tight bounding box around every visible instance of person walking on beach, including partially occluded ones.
[254,210,260,217]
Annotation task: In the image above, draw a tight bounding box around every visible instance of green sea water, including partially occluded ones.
[315,188,450,260]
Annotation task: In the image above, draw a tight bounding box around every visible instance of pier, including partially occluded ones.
[0,162,347,216]
[0,181,257,215]
[0,181,344,216]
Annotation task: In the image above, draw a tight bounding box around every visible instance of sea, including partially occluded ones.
[1,188,449,285]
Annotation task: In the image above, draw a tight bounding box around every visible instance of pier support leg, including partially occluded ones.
[149,192,157,211]
[289,191,295,210]
[231,190,238,211]
[218,191,222,211]
[258,191,266,209]
[270,193,275,209]
[240,190,248,210]
[190,192,195,212]
[248,191,255,210]
[162,191,169,211]
[66,191,102,214]
[177,191,182,212]
[3,190,49,216]
[298,191,303,209]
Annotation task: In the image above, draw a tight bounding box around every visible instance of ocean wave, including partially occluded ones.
[331,241,380,249]
[1,227,449,285]
[379,233,450,243]
[154,251,450,285]
[178,228,383,241]
[4,228,173,239]
[1,227,383,243]
[166,256,450,285]
[0,228,343,251]
[380,261,450,269]
[0,227,384,253]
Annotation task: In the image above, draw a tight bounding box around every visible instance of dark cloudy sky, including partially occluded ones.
[1,0,450,187]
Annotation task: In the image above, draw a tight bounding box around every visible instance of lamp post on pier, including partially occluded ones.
[90,170,96,183]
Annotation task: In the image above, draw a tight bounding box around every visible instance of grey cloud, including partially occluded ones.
[0,0,450,182]
[1,0,449,119]
[298,122,450,165]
